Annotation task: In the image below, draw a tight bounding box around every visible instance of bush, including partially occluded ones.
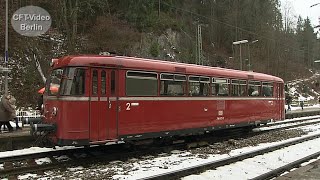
[150,42,160,57]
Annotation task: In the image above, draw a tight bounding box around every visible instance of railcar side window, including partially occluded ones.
[126,71,158,96]
[262,82,273,97]
[111,70,116,96]
[101,71,106,95]
[188,76,210,96]
[231,80,247,96]
[160,73,186,96]
[248,81,261,96]
[92,70,98,95]
[60,68,86,95]
[212,78,229,96]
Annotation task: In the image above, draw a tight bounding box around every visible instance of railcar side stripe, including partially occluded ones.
[118,97,278,101]
[46,96,90,101]
[45,96,284,101]
[90,97,99,101]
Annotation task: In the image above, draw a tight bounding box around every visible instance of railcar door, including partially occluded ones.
[89,68,118,142]
[89,68,107,141]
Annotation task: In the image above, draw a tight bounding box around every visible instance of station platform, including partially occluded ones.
[276,159,320,180]
[0,126,30,138]
[285,106,320,118]
[0,126,35,151]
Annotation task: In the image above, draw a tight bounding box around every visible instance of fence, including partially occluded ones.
[16,110,41,122]
[291,100,311,107]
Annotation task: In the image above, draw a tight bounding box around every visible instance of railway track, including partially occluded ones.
[0,145,114,178]
[141,133,320,180]
[1,115,320,178]
[0,141,191,178]
[264,115,320,127]
[251,152,320,180]
[256,115,320,131]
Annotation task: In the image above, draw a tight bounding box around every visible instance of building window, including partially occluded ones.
[212,78,229,96]
[248,81,261,96]
[126,71,158,96]
[160,73,186,96]
[189,76,210,96]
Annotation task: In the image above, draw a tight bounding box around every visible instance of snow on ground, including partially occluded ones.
[0,146,78,159]
[110,129,320,180]
[183,129,320,180]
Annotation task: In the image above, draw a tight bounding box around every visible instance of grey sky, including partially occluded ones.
[281,0,320,27]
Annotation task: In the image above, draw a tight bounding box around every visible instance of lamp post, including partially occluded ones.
[233,40,248,70]
[248,40,258,71]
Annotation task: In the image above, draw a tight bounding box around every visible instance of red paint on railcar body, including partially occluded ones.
[35,55,285,146]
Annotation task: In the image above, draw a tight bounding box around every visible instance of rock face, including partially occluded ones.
[136,28,182,61]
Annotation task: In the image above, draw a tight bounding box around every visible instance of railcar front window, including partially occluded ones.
[60,68,86,95]
[48,68,63,96]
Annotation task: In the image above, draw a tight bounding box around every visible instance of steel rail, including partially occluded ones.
[264,115,320,127]
[256,117,320,132]
[251,151,320,180]
[140,133,320,180]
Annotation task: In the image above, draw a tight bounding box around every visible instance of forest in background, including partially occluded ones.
[0,0,319,108]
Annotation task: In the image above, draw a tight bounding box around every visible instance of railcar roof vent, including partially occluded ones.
[248,75,254,79]
[99,51,117,56]
[175,67,186,73]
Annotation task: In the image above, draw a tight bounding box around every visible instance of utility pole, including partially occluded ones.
[4,0,9,95]
[158,0,161,18]
[248,40,258,71]
[196,24,203,65]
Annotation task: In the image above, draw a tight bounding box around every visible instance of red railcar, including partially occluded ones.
[32,55,285,146]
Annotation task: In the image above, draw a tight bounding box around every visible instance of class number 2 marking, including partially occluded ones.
[126,103,131,111]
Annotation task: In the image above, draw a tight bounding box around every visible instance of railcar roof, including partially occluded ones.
[53,55,283,82]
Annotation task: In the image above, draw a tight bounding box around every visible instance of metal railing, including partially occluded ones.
[290,100,311,107]
[16,110,41,123]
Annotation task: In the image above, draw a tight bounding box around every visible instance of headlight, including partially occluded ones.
[52,107,58,116]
